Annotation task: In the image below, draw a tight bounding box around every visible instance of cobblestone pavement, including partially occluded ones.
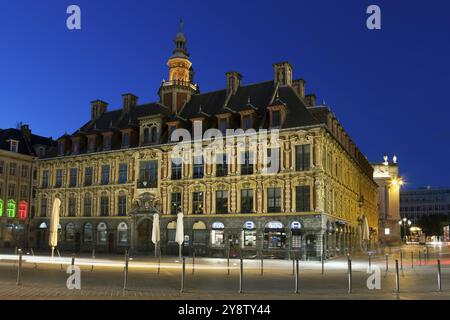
[0,245,449,300]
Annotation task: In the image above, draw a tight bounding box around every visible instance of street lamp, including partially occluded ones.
[398,218,412,242]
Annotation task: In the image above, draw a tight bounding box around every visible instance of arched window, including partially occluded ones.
[97,222,108,245]
[117,222,128,245]
[264,221,286,249]
[18,201,28,221]
[167,221,177,243]
[66,223,75,241]
[192,221,207,246]
[0,199,3,217]
[211,222,225,248]
[84,223,93,243]
[7,200,16,218]
[143,127,150,144]
[151,127,158,144]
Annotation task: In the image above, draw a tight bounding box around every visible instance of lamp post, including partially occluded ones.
[398,218,412,243]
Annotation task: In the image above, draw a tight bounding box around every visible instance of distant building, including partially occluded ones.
[400,187,450,224]
[0,124,55,248]
[372,155,402,246]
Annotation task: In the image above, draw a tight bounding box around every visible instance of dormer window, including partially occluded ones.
[57,141,65,155]
[242,115,252,130]
[151,127,158,144]
[88,137,96,153]
[143,128,150,144]
[268,104,286,129]
[103,135,111,150]
[122,132,130,147]
[9,140,19,153]
[271,110,281,128]
[72,140,79,155]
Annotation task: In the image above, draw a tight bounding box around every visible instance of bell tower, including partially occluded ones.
[159,19,198,114]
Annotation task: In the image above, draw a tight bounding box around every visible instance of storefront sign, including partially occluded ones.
[266,221,284,229]
[244,221,255,230]
[212,222,225,230]
[291,221,301,230]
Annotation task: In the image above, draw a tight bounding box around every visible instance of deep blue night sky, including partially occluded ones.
[1,0,449,188]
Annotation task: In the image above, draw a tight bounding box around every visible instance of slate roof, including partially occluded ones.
[0,128,56,157]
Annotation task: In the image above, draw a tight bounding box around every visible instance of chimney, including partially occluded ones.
[273,62,293,87]
[122,93,138,113]
[226,72,242,95]
[292,79,306,98]
[91,100,108,120]
[305,94,317,107]
[20,124,32,141]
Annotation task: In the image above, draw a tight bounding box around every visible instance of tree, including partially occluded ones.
[417,215,449,237]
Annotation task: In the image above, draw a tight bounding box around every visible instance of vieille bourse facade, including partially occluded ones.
[31,26,378,260]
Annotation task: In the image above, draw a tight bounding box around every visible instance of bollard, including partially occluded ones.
[123,250,129,291]
[180,257,185,293]
[321,254,325,276]
[239,257,244,294]
[292,258,295,276]
[158,252,161,275]
[31,248,38,269]
[16,249,23,286]
[395,260,400,293]
[347,257,352,294]
[368,253,372,272]
[400,251,403,270]
[227,250,230,276]
[437,259,442,292]
[419,251,422,266]
[294,259,300,294]
[260,252,264,276]
[71,254,75,267]
[385,254,389,272]
[192,250,195,275]
[411,252,414,269]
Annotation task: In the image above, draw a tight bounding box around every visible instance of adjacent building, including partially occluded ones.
[400,187,450,224]
[372,156,402,246]
[0,124,55,248]
[33,23,378,259]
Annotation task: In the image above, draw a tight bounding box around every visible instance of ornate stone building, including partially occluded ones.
[33,23,378,259]
[0,124,55,248]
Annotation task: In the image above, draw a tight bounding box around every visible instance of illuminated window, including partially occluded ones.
[171,192,182,214]
[97,223,107,245]
[118,222,128,245]
[7,199,16,218]
[18,201,28,221]
[211,222,225,248]
[242,221,256,248]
